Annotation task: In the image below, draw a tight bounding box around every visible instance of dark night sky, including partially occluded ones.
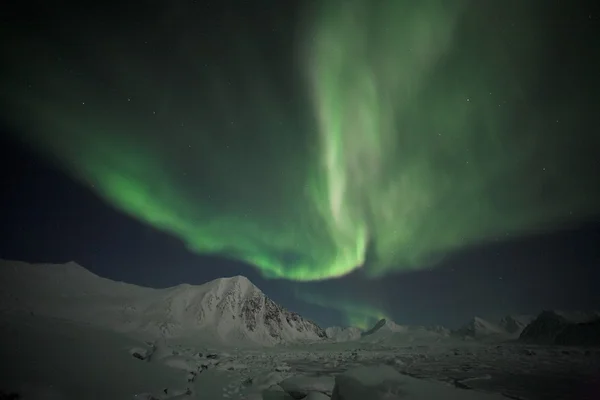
[1,0,599,330]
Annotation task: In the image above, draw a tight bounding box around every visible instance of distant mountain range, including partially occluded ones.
[2,259,598,347]
[499,315,535,334]
[454,315,535,339]
[452,312,600,346]
[328,313,599,346]
[0,259,326,346]
[325,326,362,342]
[520,310,600,345]
[325,318,451,345]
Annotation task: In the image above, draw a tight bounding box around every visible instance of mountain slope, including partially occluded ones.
[359,319,450,344]
[519,310,600,345]
[360,318,406,337]
[497,315,534,335]
[325,326,362,342]
[0,259,326,345]
[455,317,505,338]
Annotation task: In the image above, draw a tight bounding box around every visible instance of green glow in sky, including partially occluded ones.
[294,290,389,330]
[2,1,598,281]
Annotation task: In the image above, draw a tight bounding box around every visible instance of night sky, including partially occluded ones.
[1,0,599,329]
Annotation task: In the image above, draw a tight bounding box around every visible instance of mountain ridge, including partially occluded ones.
[4,259,598,347]
[0,259,326,346]
[325,326,362,342]
[519,310,600,345]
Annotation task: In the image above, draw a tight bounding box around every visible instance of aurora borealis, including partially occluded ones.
[294,289,390,330]
[1,0,599,284]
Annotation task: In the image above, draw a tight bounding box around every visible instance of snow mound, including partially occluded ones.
[279,375,335,398]
[331,365,507,399]
[519,310,600,345]
[0,259,326,346]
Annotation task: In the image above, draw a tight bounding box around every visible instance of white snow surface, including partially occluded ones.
[0,259,325,346]
[331,365,507,400]
[1,259,599,399]
[0,314,186,399]
[3,311,598,399]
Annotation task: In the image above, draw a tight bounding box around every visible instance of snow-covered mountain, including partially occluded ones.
[427,325,452,336]
[0,259,326,345]
[359,319,451,344]
[325,326,362,342]
[360,318,406,337]
[454,317,506,338]
[497,315,534,335]
[519,310,600,345]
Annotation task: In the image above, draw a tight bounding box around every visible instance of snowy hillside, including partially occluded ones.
[325,326,362,342]
[519,310,600,345]
[1,260,596,399]
[0,259,326,345]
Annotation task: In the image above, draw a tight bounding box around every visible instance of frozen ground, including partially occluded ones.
[1,314,599,399]
[1,261,597,399]
[280,341,600,400]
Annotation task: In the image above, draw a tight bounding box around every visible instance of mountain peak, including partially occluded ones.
[0,259,103,282]
[0,259,326,345]
[361,318,407,337]
[210,275,256,290]
[520,310,600,345]
[498,314,534,334]
[361,318,387,336]
[225,275,251,283]
[456,316,504,338]
[325,326,362,342]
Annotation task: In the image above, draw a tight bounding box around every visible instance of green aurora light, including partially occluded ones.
[293,289,390,330]
[1,0,598,281]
